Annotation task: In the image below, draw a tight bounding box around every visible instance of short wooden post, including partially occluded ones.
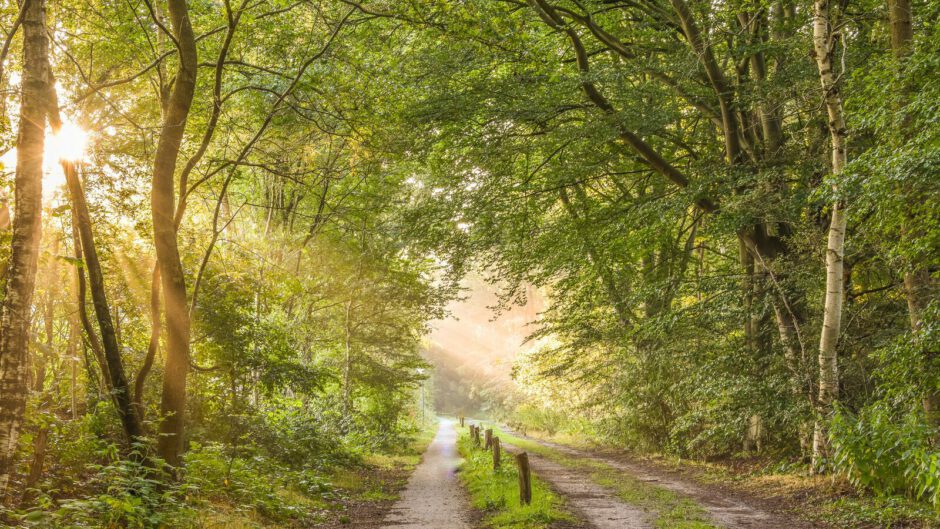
[484,428,493,450]
[472,425,480,446]
[492,437,501,469]
[459,416,465,427]
[516,452,531,505]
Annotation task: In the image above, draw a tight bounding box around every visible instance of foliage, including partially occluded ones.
[831,403,939,507]
[456,430,572,529]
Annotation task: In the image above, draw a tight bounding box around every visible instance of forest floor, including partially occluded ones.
[499,430,806,529]
[310,428,440,529]
[307,419,939,529]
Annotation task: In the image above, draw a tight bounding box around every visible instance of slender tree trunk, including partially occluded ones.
[811,0,849,469]
[63,161,143,443]
[0,0,53,493]
[342,300,353,422]
[134,266,160,419]
[669,0,745,164]
[69,319,78,419]
[153,0,197,468]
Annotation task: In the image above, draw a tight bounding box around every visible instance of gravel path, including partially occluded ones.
[380,419,472,529]
[501,440,651,529]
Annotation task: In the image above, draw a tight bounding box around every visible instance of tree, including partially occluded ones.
[0,0,55,493]
[151,0,197,468]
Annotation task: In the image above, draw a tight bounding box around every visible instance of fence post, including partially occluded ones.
[492,437,501,469]
[484,428,493,450]
[459,415,464,427]
[516,452,531,505]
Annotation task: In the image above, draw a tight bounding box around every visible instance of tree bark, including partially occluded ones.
[134,265,160,419]
[811,0,849,469]
[668,0,746,164]
[63,161,144,443]
[153,0,198,467]
[0,0,53,494]
[342,300,353,422]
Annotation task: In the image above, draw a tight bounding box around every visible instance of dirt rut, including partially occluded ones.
[501,441,651,529]
[522,436,801,529]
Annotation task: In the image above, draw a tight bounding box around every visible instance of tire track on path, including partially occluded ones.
[514,433,804,529]
[500,440,652,529]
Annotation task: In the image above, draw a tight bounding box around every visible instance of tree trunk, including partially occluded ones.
[811,0,849,469]
[342,300,353,423]
[0,0,53,493]
[153,0,197,468]
[63,161,143,443]
[134,265,161,419]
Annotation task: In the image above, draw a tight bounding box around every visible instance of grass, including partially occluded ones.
[456,429,575,529]
[486,425,718,529]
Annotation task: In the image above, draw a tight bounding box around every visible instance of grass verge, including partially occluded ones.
[487,425,718,529]
[457,429,574,529]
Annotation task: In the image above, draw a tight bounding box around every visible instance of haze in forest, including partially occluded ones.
[426,276,543,416]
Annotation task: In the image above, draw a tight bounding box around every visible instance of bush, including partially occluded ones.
[830,403,940,507]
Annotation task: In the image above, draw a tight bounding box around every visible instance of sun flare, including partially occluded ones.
[48,122,89,163]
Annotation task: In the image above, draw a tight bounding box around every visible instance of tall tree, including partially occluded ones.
[0,0,55,493]
[152,0,197,467]
[63,160,144,444]
[811,0,850,468]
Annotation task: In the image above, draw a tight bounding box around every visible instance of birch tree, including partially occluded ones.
[811,0,849,468]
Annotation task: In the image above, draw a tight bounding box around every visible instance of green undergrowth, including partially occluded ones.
[456,429,573,529]
[10,425,438,529]
[487,425,718,529]
[331,423,437,503]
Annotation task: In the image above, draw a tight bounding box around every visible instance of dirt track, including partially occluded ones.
[501,440,651,529]
[515,434,813,529]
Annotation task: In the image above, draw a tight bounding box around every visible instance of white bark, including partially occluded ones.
[811,0,849,469]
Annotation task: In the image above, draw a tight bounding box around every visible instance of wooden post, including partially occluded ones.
[484,428,493,450]
[516,452,531,505]
[472,425,480,446]
[459,415,464,427]
[492,437,501,469]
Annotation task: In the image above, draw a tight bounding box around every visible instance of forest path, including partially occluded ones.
[512,433,806,529]
[380,419,472,529]
[500,440,651,529]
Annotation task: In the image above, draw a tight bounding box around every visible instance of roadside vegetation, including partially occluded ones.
[456,429,573,529]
